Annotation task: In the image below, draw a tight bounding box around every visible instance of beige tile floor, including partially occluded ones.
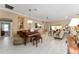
[0,35,67,54]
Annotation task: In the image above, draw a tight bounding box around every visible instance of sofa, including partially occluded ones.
[53,30,64,40]
[13,34,25,45]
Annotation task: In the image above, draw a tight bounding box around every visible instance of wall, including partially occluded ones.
[0,10,20,35]
[47,20,70,26]
[0,10,44,36]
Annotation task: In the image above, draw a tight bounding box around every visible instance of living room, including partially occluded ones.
[0,4,68,54]
[1,4,79,54]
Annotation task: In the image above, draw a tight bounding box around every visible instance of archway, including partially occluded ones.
[0,18,13,37]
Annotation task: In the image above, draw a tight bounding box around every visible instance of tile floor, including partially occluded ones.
[0,35,67,54]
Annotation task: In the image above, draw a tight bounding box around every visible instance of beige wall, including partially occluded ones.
[0,10,44,36]
[0,10,20,35]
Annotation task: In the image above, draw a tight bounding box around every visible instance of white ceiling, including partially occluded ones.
[1,4,79,21]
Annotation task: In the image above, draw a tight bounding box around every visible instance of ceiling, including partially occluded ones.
[1,4,79,21]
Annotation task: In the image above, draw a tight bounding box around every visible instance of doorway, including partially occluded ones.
[1,23,11,37]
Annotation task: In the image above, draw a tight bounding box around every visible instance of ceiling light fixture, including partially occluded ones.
[27,20,33,24]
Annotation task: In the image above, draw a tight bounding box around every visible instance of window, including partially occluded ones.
[2,24,9,31]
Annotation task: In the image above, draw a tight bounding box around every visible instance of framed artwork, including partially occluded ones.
[18,16,24,29]
[35,23,41,28]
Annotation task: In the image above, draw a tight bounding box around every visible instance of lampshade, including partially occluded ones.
[37,23,41,27]
[27,20,33,24]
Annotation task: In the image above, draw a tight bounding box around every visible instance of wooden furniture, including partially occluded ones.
[17,31,28,45]
[29,33,42,47]
[1,31,5,36]
[75,34,79,45]
[17,30,42,47]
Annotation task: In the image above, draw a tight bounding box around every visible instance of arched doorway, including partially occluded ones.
[0,18,12,37]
